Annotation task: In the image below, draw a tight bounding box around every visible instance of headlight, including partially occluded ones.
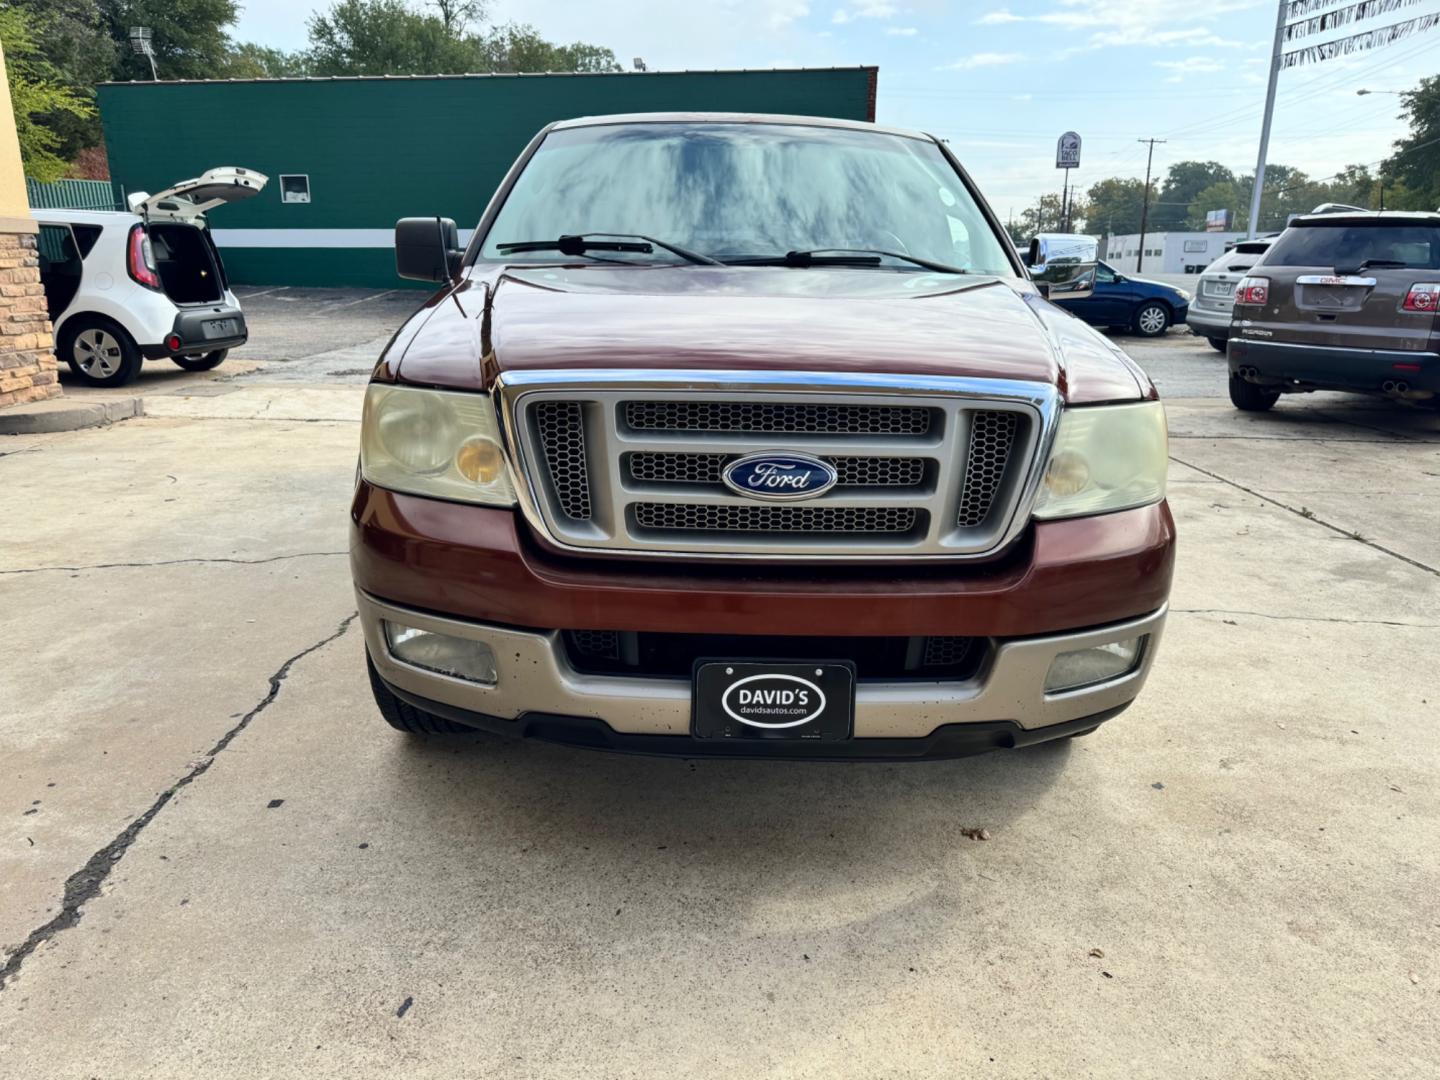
[361,384,516,506]
[1032,401,1167,520]
[1176,288,1193,302]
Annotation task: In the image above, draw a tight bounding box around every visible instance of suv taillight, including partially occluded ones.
[1401,283,1439,312]
[1235,276,1270,306]
[127,224,160,289]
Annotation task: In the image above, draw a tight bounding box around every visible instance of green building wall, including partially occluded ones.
[97,68,878,288]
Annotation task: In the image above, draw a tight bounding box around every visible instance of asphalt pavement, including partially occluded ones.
[3,289,1438,1078]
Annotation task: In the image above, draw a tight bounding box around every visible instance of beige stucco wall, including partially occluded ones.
[0,45,36,232]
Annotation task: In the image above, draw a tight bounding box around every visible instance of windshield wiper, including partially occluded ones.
[495,233,722,266]
[729,248,969,274]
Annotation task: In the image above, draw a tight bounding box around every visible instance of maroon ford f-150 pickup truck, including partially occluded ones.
[351,113,1174,759]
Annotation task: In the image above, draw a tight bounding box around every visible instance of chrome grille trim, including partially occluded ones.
[627,451,927,489]
[497,370,1061,562]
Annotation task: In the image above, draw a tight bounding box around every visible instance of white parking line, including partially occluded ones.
[235,286,293,300]
[323,290,398,309]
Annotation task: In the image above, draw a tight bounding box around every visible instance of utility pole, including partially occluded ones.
[1135,137,1165,273]
[1247,0,1287,238]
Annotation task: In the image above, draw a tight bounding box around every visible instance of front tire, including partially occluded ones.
[1229,373,1280,412]
[367,655,476,735]
[1133,302,1171,337]
[172,349,228,372]
[60,317,143,387]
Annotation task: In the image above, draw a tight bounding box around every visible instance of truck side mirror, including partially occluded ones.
[395,216,462,282]
[1027,233,1098,301]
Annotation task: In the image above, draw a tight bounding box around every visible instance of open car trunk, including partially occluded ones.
[148,222,226,305]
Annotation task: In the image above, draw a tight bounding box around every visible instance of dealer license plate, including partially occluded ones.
[692,661,855,741]
[202,318,239,339]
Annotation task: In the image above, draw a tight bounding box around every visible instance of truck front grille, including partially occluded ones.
[624,400,933,435]
[627,452,927,489]
[633,502,922,536]
[507,375,1047,560]
[563,629,988,680]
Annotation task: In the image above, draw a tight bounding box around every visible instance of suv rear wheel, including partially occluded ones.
[60,317,142,387]
[1229,373,1280,412]
[1133,302,1171,337]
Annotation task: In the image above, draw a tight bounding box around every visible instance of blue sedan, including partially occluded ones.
[1053,261,1191,338]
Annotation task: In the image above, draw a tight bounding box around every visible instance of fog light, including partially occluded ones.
[1045,637,1143,693]
[385,622,497,685]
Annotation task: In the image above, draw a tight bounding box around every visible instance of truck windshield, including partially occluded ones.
[480,122,1014,275]
[1265,222,1440,270]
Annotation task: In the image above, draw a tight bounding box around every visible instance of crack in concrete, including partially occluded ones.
[0,612,358,992]
[0,551,347,576]
[1169,455,1440,579]
[1173,608,1440,629]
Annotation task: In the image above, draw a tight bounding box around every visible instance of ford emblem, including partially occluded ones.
[721,451,838,502]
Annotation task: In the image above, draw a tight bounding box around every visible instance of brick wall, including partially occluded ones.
[0,230,60,408]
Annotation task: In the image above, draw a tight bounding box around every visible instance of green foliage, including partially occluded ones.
[1084,177,1149,236]
[0,4,95,181]
[1382,75,1440,211]
[220,42,310,79]
[1151,160,1234,231]
[305,0,621,76]
[98,0,241,82]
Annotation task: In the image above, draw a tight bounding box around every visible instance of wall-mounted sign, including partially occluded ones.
[1056,131,1081,169]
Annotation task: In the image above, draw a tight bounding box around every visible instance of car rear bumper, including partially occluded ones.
[1228,338,1440,394]
[1185,306,1232,337]
[140,306,248,359]
[360,590,1167,751]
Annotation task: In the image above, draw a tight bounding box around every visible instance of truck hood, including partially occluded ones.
[394,265,1149,404]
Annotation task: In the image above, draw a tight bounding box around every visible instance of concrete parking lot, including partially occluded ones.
[3,290,1438,1078]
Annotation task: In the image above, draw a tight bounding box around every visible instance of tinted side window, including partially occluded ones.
[1266,224,1440,270]
[73,225,103,258]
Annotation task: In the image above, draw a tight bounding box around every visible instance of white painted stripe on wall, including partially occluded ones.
[209,228,475,248]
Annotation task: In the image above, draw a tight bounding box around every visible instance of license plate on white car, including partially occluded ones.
[1202,280,1234,298]
[202,318,238,339]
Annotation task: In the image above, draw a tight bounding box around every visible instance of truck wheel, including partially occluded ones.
[172,349,228,372]
[1133,302,1171,337]
[1207,337,1226,352]
[366,654,475,734]
[60,317,143,387]
[1229,373,1280,412]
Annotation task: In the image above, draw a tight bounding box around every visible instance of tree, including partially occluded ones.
[304,1,620,76]
[97,0,241,82]
[1085,177,1148,237]
[476,24,622,73]
[1152,160,1235,231]
[220,42,310,79]
[0,5,95,181]
[1383,75,1440,211]
[10,0,113,163]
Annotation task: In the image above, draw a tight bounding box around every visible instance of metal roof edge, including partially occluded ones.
[97,65,879,88]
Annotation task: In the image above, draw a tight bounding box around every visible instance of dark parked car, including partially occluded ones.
[1054,260,1191,337]
[1227,210,1440,412]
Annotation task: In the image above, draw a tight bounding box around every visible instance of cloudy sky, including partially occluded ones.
[232,0,1440,214]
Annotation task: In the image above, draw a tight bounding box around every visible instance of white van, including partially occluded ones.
[35,166,267,387]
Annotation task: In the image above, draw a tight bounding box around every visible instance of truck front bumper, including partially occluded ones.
[351,483,1175,754]
[361,590,1167,750]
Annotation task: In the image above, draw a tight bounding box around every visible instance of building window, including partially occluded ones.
[279,175,311,204]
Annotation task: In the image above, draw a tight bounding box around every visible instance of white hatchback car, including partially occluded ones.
[35,166,267,387]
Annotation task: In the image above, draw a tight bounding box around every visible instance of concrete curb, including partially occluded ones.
[0,396,145,436]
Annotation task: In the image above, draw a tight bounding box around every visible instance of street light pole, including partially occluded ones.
[1135,137,1165,274]
[1247,0,1288,239]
